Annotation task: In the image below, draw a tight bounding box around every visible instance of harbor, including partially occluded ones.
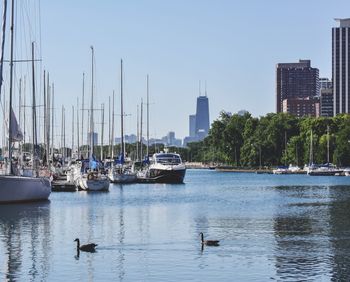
[2,169,350,281]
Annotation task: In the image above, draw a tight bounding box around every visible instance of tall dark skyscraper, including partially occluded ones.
[333,18,350,115]
[195,95,209,139]
[276,59,319,116]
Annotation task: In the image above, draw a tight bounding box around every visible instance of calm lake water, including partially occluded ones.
[1,169,350,281]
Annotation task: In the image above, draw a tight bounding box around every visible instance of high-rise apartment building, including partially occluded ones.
[332,18,350,114]
[276,60,319,116]
[321,88,334,117]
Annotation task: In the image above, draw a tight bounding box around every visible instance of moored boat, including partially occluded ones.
[137,152,186,183]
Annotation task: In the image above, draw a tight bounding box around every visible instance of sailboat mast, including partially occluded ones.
[309,130,313,165]
[51,83,54,164]
[90,46,94,158]
[146,74,149,157]
[31,41,38,174]
[100,103,104,160]
[47,78,50,168]
[8,0,14,174]
[77,97,80,158]
[112,90,115,159]
[140,98,143,159]
[136,104,139,161]
[43,70,46,161]
[81,72,84,154]
[327,125,330,164]
[120,59,124,159]
[72,105,74,158]
[108,96,111,157]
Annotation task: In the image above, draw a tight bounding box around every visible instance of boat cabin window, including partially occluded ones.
[155,154,181,164]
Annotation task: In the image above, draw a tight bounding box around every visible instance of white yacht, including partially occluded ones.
[138,152,186,183]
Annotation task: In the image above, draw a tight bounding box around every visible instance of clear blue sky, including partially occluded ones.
[28,0,350,140]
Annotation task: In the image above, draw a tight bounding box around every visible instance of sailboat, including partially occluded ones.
[76,46,109,191]
[0,0,51,203]
[108,59,137,183]
[307,126,342,176]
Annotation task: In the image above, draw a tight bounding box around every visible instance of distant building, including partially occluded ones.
[319,78,332,93]
[189,114,196,137]
[87,132,98,145]
[333,19,350,114]
[320,88,334,117]
[276,59,319,115]
[282,97,319,117]
[183,89,210,147]
[195,95,209,139]
[183,136,199,147]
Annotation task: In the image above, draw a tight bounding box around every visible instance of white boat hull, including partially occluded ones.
[108,170,137,183]
[78,174,110,191]
[0,175,51,203]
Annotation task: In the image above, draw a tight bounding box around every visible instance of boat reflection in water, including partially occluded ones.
[0,202,51,281]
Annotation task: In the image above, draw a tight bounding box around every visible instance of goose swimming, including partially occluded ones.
[199,232,220,246]
[74,238,98,252]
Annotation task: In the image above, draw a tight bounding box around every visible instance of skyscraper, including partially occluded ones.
[189,114,196,137]
[276,59,319,116]
[332,18,350,114]
[195,95,209,139]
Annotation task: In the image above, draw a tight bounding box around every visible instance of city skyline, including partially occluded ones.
[2,1,350,144]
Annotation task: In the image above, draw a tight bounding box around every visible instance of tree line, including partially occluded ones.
[186,112,350,168]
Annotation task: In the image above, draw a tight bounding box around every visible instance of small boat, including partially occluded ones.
[76,159,109,191]
[137,151,186,183]
[307,163,343,176]
[273,164,301,174]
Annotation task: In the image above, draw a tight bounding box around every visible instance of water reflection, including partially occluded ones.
[116,185,125,282]
[272,185,334,280]
[327,186,350,280]
[0,202,51,281]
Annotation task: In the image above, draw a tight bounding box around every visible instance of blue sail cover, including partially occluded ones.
[142,155,150,165]
[115,154,124,165]
[89,155,98,170]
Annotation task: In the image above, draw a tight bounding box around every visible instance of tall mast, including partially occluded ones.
[108,95,111,157]
[100,103,104,160]
[77,97,80,158]
[140,98,143,160]
[81,72,84,152]
[327,125,330,164]
[51,83,54,163]
[46,73,50,167]
[72,105,74,158]
[8,0,14,174]
[309,130,313,165]
[43,70,46,160]
[136,104,139,161]
[89,46,94,158]
[120,59,124,160]
[146,74,149,157]
[112,90,115,159]
[31,41,38,174]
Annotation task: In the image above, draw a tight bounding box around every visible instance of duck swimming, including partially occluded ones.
[199,232,220,246]
[74,238,98,252]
